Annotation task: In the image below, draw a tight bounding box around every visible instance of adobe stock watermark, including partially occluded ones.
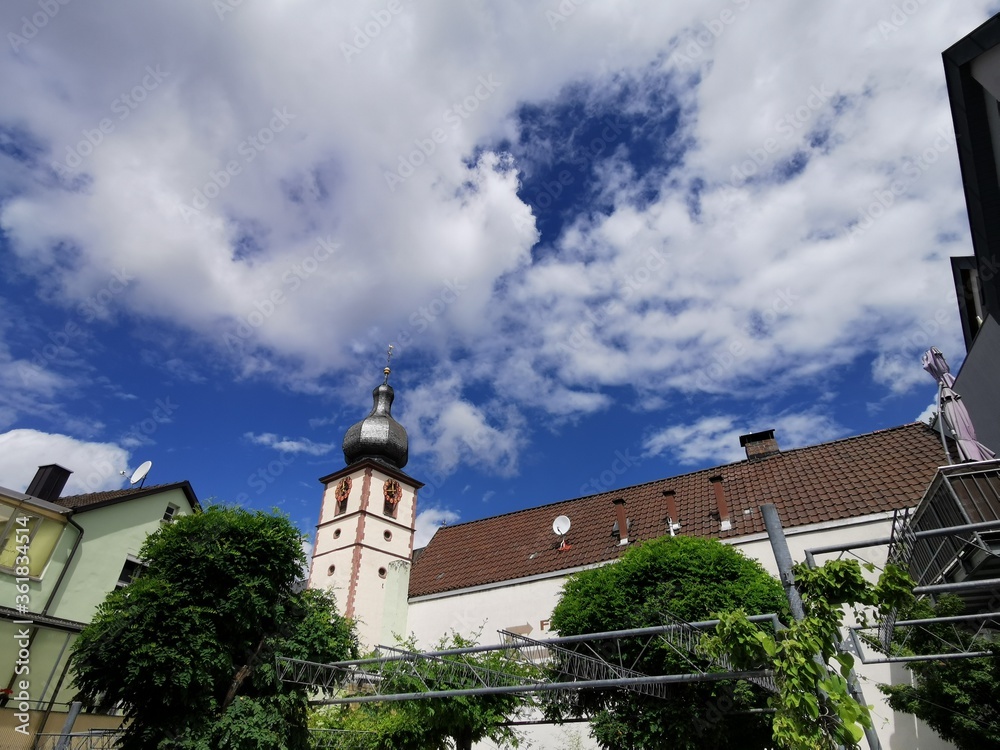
[847,127,955,243]
[694,287,799,391]
[729,83,833,187]
[235,451,296,502]
[50,66,169,178]
[384,278,467,361]
[512,117,624,234]
[8,0,72,52]
[873,306,955,389]
[222,236,339,354]
[579,446,642,496]
[545,0,587,30]
[668,0,752,67]
[558,247,666,354]
[213,0,247,21]
[870,0,930,42]
[17,268,133,383]
[119,397,180,451]
[340,0,404,63]
[178,107,296,222]
[383,75,501,192]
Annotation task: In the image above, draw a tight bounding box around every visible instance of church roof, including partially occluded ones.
[408,422,947,598]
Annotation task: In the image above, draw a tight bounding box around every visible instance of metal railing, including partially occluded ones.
[32,731,122,750]
[908,461,1000,587]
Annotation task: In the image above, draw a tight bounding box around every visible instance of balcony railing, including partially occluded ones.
[33,731,122,750]
[907,460,1000,610]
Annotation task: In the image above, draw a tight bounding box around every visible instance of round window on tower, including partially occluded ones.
[333,528,341,539]
[384,530,392,541]
[378,567,387,579]
[327,564,335,576]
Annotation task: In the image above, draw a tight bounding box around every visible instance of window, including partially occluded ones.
[162,504,179,523]
[0,505,66,578]
[116,556,147,588]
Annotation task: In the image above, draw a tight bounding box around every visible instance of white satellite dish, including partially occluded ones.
[130,460,153,487]
[552,515,571,536]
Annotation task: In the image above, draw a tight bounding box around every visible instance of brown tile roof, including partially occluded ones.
[408,423,948,598]
[55,481,201,513]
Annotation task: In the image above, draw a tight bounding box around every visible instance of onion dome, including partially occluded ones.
[342,365,408,469]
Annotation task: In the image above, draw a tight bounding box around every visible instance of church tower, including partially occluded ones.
[308,356,422,647]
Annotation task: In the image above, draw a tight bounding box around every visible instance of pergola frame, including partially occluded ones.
[284,506,1000,750]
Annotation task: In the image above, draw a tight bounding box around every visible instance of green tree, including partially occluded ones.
[548,535,789,750]
[311,631,538,750]
[70,505,357,750]
[878,595,1000,748]
[703,558,915,750]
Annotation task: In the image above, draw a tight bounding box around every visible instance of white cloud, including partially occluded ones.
[915,400,938,426]
[245,432,337,456]
[414,506,461,549]
[398,373,525,477]
[0,429,129,495]
[0,1,994,478]
[643,410,846,466]
[643,415,745,466]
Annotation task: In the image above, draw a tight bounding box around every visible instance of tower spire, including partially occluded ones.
[342,348,408,469]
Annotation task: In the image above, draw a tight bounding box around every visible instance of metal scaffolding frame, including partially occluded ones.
[279,503,1000,750]
[278,616,782,706]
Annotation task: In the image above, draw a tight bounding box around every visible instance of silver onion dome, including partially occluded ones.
[342,367,408,469]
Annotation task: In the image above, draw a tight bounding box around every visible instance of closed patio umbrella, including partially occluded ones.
[921,347,996,463]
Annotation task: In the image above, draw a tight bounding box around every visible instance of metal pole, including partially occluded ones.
[762,504,805,620]
[762,504,882,750]
[937,382,954,464]
[53,702,82,750]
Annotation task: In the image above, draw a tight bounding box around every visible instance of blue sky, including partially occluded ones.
[0,1,995,547]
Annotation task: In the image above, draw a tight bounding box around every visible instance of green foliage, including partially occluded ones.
[70,505,357,750]
[877,595,1000,748]
[548,535,789,749]
[310,631,537,750]
[702,559,916,750]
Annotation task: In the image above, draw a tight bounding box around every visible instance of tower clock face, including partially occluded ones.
[335,476,352,502]
[383,479,401,504]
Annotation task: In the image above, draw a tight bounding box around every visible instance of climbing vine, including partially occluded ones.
[700,559,915,750]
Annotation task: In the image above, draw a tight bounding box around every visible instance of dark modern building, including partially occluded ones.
[943,12,1000,454]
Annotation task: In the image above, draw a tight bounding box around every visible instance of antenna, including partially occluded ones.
[129,460,153,488]
[553,515,571,550]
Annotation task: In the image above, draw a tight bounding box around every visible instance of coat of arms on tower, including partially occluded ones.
[383,479,401,505]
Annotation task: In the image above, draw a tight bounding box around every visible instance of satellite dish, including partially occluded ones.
[552,515,571,536]
[130,460,152,487]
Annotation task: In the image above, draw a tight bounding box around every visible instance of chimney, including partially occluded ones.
[26,464,73,503]
[739,429,780,461]
[612,498,630,545]
[710,476,731,532]
[663,490,681,535]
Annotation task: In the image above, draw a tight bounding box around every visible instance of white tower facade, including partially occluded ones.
[307,364,422,647]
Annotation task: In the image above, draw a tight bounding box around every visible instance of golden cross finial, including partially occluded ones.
[383,344,393,383]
